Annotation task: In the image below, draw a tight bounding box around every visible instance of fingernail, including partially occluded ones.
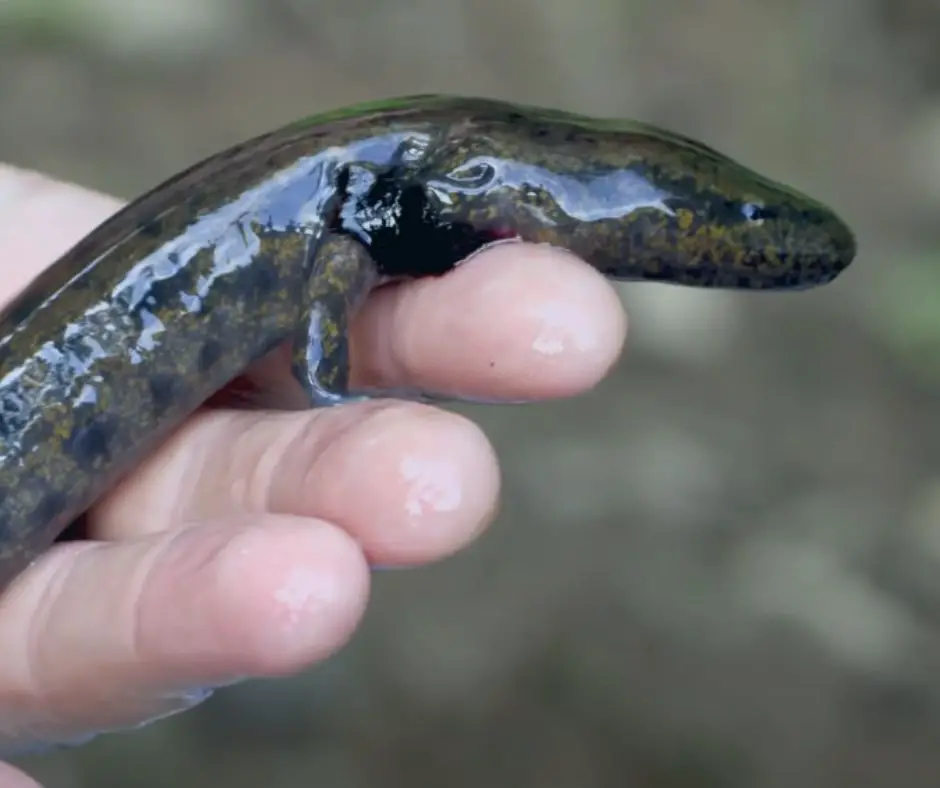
[0,682,247,757]
[164,685,217,707]
[123,684,223,732]
[1,730,101,757]
[161,675,249,703]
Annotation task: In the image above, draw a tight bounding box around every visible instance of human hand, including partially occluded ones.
[0,163,627,787]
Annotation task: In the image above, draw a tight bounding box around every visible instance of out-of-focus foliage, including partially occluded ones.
[0,0,246,59]
[3,1,940,786]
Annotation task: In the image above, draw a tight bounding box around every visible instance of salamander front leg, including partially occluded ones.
[292,233,533,408]
[291,234,378,408]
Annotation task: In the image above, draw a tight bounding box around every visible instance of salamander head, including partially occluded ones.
[409,104,856,290]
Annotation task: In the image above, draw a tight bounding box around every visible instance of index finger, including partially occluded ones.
[346,243,629,401]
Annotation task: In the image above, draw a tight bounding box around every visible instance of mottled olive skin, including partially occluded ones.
[0,95,856,592]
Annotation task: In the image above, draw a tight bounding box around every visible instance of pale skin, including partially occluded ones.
[0,164,628,788]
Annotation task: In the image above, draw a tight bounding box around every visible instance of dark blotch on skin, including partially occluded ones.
[34,490,68,527]
[149,373,183,415]
[138,218,166,238]
[246,261,280,297]
[199,340,223,373]
[65,415,119,469]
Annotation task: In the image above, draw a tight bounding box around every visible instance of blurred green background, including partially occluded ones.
[3,0,940,786]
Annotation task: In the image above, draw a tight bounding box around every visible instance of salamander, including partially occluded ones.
[0,95,856,592]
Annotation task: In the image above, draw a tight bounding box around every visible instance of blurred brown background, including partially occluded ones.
[3,0,940,785]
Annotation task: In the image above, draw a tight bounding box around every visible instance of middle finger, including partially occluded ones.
[91,400,500,566]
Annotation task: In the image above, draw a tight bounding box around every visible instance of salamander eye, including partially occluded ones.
[445,157,498,189]
[741,202,776,223]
